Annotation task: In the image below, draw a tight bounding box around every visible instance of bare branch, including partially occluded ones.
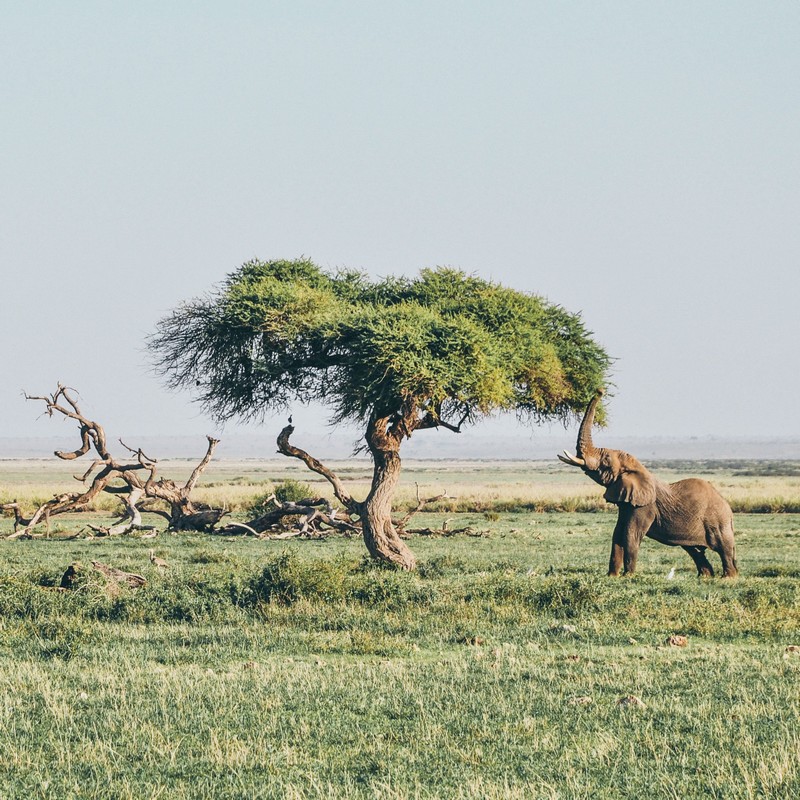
[415,405,471,434]
[75,459,104,482]
[119,439,158,467]
[224,521,263,537]
[396,482,452,531]
[277,425,355,510]
[84,486,152,536]
[56,425,94,460]
[23,385,225,534]
[184,435,220,493]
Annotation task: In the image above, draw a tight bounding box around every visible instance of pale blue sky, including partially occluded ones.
[2,2,799,449]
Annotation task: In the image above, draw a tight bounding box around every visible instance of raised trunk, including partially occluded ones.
[576,389,603,469]
[360,418,417,571]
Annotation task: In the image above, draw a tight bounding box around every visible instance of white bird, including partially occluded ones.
[666,567,676,580]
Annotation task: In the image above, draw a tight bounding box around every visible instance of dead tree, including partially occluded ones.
[119,437,226,531]
[61,561,147,590]
[223,492,360,538]
[395,482,453,533]
[14,385,223,537]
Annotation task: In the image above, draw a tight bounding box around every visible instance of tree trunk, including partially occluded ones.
[275,419,417,569]
[360,426,417,571]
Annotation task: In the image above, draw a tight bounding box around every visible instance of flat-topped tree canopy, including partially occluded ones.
[150,258,610,430]
[150,259,611,570]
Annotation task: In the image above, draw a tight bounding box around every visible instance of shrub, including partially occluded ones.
[275,479,316,504]
[246,479,317,517]
[737,582,800,612]
[246,552,348,606]
[528,575,605,618]
[348,571,437,607]
[418,555,469,578]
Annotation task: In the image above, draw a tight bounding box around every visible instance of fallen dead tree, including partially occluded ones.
[60,560,147,590]
[10,384,223,538]
[222,492,360,539]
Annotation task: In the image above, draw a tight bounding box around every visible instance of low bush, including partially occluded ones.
[246,479,317,517]
[528,574,607,618]
[246,551,348,605]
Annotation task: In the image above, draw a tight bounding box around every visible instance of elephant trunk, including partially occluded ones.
[576,389,604,469]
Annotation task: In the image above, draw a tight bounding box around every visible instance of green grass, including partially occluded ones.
[2,459,800,798]
[1,509,800,798]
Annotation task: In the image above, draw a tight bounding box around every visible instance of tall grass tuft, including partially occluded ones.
[246,551,349,605]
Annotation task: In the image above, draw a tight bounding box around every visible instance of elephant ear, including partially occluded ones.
[603,470,656,507]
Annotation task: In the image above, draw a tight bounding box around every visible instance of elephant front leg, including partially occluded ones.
[608,505,654,576]
[622,537,641,575]
[608,539,624,576]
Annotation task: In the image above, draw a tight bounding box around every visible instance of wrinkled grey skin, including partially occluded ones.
[558,390,738,577]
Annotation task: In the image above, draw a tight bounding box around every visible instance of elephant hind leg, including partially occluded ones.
[707,521,739,578]
[683,546,714,577]
[716,526,739,578]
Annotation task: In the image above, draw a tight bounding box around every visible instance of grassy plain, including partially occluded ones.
[1,460,800,798]
[4,457,800,513]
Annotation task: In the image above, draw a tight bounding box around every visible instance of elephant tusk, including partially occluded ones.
[558,450,585,467]
[569,451,586,466]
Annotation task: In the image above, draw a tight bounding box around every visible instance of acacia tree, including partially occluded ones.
[149,259,610,569]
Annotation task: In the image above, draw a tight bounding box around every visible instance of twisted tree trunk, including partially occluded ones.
[274,400,467,569]
[359,417,416,570]
[276,421,416,569]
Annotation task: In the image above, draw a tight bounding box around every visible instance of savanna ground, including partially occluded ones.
[2,458,800,799]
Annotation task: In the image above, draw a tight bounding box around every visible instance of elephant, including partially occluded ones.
[558,389,738,577]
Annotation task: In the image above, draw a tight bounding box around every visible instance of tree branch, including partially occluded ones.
[184,435,220,493]
[21,385,224,535]
[276,425,355,510]
[395,482,452,530]
[414,402,471,434]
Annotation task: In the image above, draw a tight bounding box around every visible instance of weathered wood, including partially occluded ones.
[60,560,147,589]
[90,560,147,588]
[221,492,358,538]
[395,483,452,532]
[277,426,355,510]
[359,413,417,570]
[17,386,224,535]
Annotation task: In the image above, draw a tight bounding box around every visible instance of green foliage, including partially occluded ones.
[247,479,316,517]
[247,552,349,605]
[730,497,800,513]
[528,574,606,618]
[150,259,611,428]
[25,617,95,661]
[244,551,436,608]
[274,478,315,504]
